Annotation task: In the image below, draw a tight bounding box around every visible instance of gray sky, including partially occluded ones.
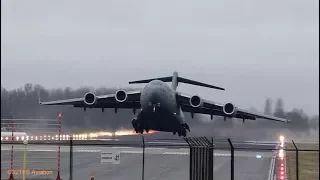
[1,0,319,115]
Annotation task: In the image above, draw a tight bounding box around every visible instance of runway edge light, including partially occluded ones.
[278,135,286,180]
[279,135,284,147]
[90,171,94,180]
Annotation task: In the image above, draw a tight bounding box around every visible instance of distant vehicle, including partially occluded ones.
[39,72,290,137]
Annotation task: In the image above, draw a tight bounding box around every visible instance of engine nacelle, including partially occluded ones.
[84,92,97,106]
[189,95,204,108]
[223,103,237,117]
[115,90,127,103]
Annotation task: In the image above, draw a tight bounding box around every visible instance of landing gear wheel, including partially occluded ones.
[179,126,187,137]
[182,130,187,137]
[185,124,190,132]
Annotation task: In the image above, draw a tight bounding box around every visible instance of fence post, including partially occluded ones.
[69,139,73,180]
[186,138,193,180]
[208,137,214,180]
[9,118,14,180]
[227,138,234,180]
[292,140,299,180]
[23,140,28,180]
[142,135,145,180]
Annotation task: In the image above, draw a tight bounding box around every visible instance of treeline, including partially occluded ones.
[260,98,318,131]
[210,97,318,133]
[1,83,318,133]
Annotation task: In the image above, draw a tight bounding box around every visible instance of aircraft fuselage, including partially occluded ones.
[131,80,189,136]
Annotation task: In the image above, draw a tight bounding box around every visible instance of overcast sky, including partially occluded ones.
[1,0,319,115]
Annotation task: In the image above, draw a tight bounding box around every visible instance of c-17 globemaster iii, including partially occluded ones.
[39,72,290,137]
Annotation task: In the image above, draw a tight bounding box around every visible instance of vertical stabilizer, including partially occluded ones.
[171,71,179,90]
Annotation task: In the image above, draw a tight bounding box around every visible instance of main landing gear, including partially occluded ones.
[131,118,150,134]
[132,118,190,137]
[173,123,190,137]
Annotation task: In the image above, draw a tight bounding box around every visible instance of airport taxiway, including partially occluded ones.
[1,141,277,180]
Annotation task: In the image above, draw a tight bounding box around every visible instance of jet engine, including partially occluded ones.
[115,90,127,103]
[189,95,204,108]
[223,103,237,117]
[84,92,97,105]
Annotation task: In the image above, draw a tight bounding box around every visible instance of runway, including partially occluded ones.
[1,141,277,180]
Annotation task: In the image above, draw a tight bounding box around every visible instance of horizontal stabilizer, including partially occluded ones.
[129,76,173,84]
[129,72,225,91]
[177,77,225,90]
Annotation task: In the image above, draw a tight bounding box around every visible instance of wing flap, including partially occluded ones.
[181,105,256,120]
[74,101,141,109]
[236,108,289,122]
[180,105,224,115]
[176,92,223,110]
[39,97,84,106]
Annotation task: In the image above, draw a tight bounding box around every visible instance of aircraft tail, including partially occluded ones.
[128,71,225,91]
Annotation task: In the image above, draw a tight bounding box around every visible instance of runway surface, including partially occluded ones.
[1,140,277,180]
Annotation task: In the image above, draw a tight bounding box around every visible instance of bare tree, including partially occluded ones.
[274,98,286,118]
[264,98,272,115]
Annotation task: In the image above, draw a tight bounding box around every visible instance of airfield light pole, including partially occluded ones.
[57,113,62,180]
[227,138,234,180]
[142,135,145,180]
[9,118,14,180]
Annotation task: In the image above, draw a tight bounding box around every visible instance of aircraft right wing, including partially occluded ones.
[176,92,290,123]
[39,90,141,110]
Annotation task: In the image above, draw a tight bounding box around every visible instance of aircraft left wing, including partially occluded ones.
[39,90,141,109]
[176,92,290,123]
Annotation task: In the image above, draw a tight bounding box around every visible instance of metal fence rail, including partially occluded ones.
[1,118,61,180]
[1,137,318,180]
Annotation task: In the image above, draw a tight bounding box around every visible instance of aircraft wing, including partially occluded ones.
[176,92,290,123]
[39,90,141,109]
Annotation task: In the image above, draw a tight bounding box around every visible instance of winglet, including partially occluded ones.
[287,113,293,123]
[38,92,42,105]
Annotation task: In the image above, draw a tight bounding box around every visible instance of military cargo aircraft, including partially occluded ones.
[40,72,290,137]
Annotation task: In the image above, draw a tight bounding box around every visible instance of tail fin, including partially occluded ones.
[128,71,225,91]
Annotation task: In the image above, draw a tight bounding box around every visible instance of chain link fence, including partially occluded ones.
[1,119,319,180]
[1,118,62,180]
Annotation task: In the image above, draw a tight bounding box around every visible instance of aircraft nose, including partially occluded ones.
[149,89,162,104]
